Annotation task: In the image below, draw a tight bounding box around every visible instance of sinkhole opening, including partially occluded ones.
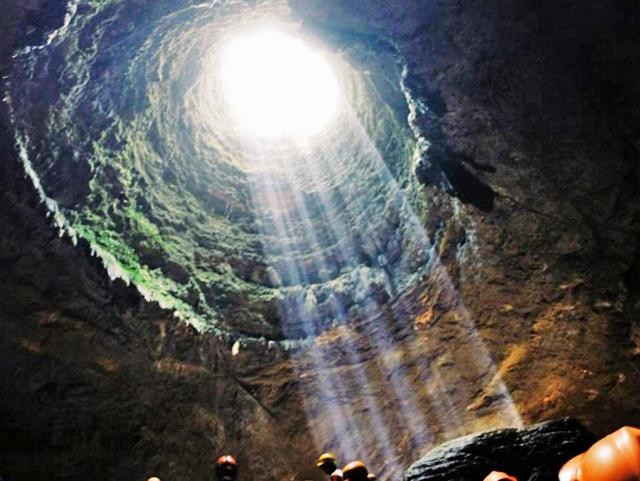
[218,29,341,138]
[8,2,424,340]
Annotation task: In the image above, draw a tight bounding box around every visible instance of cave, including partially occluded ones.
[1,1,639,481]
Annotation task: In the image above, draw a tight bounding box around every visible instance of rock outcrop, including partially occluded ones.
[404,418,594,481]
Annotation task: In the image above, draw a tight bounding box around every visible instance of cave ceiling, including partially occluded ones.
[6,0,439,341]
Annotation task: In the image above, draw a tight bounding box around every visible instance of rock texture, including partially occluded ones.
[404,418,594,481]
[1,1,640,481]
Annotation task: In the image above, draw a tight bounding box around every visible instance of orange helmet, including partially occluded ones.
[215,455,238,481]
[216,455,238,467]
[343,461,368,481]
[483,471,518,481]
[559,453,584,481]
[560,426,640,481]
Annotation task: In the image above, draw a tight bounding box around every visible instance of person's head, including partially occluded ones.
[216,455,238,481]
[343,461,368,481]
[317,453,338,476]
[331,469,344,481]
[483,471,517,481]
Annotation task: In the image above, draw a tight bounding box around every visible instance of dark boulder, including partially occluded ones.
[404,418,595,481]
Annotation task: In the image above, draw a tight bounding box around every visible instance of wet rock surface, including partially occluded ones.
[404,418,594,481]
[1,1,640,481]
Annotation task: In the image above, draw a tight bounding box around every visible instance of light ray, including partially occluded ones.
[230,26,522,480]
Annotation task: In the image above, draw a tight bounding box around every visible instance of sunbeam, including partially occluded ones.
[239,59,523,477]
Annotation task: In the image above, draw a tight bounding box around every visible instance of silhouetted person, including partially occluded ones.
[216,455,238,481]
[343,461,368,481]
[317,452,342,480]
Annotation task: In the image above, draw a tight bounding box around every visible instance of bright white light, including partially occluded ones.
[219,29,340,138]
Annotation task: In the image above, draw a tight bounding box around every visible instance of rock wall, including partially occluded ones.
[291,0,640,428]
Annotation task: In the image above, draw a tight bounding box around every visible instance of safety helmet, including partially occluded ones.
[343,461,368,481]
[560,426,640,481]
[216,455,238,467]
[559,454,584,481]
[367,473,377,481]
[215,455,238,480]
[483,471,517,481]
[317,453,338,467]
[147,478,162,481]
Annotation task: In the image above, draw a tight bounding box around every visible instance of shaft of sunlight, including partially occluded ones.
[237,29,522,479]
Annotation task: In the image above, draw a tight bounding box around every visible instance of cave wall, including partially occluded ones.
[290,0,640,425]
[0,108,308,481]
[0,6,310,481]
[2,1,640,481]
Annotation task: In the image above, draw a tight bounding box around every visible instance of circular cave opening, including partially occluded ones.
[217,28,341,138]
[7,1,428,342]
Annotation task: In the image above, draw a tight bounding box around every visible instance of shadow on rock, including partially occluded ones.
[415,149,496,212]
